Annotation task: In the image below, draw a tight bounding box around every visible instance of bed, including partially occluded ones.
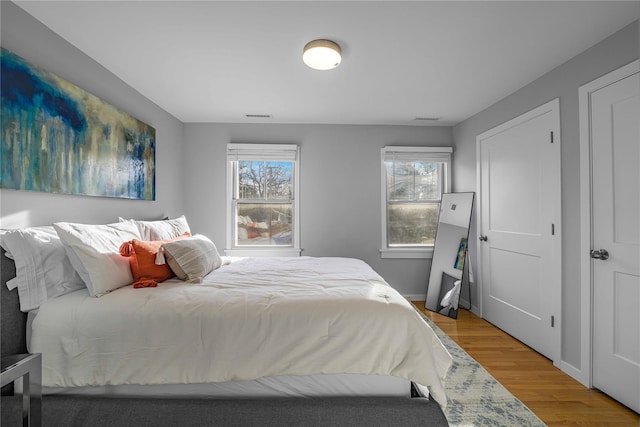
[1,219,451,426]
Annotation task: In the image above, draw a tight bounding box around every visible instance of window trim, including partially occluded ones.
[226,143,301,257]
[380,146,452,259]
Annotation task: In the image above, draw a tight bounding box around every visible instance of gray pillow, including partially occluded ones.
[161,235,221,283]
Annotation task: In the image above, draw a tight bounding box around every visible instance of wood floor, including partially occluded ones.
[413,303,640,427]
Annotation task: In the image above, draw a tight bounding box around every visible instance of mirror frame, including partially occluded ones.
[424,192,475,319]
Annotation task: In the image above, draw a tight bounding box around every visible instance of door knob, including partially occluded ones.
[590,249,609,260]
[479,235,488,242]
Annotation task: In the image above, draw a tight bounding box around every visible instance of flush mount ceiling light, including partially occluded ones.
[302,39,342,70]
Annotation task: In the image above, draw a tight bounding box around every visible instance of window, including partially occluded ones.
[226,144,300,256]
[380,146,452,258]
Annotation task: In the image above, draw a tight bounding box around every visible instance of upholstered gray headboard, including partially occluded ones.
[1,251,28,357]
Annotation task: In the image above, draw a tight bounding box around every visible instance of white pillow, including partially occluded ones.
[0,226,85,311]
[53,221,141,297]
[120,215,191,241]
[160,234,221,283]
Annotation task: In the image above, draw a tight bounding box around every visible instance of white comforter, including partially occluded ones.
[31,257,452,407]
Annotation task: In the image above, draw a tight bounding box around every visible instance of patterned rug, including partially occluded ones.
[422,315,547,426]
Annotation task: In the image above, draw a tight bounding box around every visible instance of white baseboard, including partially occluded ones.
[469,304,481,316]
[560,360,590,388]
[402,294,425,302]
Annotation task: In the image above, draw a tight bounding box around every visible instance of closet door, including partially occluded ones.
[477,99,561,364]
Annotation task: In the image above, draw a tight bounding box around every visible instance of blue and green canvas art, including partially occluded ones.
[1,48,155,200]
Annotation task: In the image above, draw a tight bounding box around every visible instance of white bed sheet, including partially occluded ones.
[31,257,452,406]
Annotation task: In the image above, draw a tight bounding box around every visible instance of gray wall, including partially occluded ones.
[452,21,639,373]
[0,2,185,228]
[183,123,452,297]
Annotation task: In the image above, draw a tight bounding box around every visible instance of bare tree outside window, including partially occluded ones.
[236,161,293,246]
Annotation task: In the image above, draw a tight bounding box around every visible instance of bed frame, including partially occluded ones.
[1,251,448,426]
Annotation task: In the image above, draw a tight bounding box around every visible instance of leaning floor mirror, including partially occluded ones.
[425,192,475,319]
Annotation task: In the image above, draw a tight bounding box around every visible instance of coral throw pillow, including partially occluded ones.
[119,233,190,288]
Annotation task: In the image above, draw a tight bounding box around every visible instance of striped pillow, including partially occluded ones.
[160,235,221,283]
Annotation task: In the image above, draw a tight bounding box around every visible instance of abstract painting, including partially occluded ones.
[454,237,467,271]
[1,48,155,200]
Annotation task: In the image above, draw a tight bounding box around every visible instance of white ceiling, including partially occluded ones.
[15,1,640,126]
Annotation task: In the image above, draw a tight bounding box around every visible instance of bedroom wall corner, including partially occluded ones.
[452,20,639,378]
[0,1,186,228]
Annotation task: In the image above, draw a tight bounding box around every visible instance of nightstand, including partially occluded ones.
[1,353,41,427]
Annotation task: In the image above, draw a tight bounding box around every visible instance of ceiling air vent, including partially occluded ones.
[413,117,439,122]
[245,114,272,119]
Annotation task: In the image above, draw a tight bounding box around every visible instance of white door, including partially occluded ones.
[477,99,561,364]
[589,67,639,413]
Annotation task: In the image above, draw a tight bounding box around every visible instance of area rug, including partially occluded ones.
[422,315,547,426]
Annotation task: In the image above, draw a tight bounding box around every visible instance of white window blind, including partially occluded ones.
[227,144,298,161]
[382,147,452,162]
